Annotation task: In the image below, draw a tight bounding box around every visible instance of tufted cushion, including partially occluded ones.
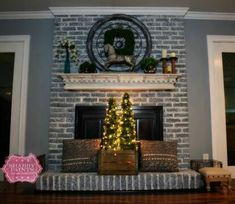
[199,167,231,192]
[139,140,178,172]
[199,167,231,177]
[62,139,101,172]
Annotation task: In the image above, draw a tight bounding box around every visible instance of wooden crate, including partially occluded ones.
[98,149,138,175]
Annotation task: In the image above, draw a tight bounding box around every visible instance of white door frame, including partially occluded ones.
[0,35,30,155]
[207,35,235,178]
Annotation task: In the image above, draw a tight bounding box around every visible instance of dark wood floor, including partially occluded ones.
[0,181,235,204]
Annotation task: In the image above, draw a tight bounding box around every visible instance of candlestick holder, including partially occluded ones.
[160,58,168,74]
[169,57,178,74]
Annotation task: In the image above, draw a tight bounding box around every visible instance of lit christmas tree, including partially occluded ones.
[118,93,137,150]
[101,98,120,150]
[99,94,138,175]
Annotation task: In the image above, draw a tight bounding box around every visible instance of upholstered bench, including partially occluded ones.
[199,167,232,192]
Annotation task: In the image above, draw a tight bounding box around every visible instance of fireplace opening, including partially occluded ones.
[75,106,163,140]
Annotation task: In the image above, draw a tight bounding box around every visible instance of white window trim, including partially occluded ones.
[207,35,235,177]
[0,35,30,155]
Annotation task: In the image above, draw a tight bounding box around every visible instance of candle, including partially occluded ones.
[170,52,176,58]
[162,49,167,58]
[166,65,172,73]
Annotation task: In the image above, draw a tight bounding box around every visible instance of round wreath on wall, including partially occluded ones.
[86,14,152,72]
[104,26,135,56]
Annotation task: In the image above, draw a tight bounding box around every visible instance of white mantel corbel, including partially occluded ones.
[57,73,181,91]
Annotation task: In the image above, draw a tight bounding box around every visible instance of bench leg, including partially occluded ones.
[205,177,211,192]
[228,177,232,191]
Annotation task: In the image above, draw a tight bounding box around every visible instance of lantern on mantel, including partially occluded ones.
[160,49,178,74]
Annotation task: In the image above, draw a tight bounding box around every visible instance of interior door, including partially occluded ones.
[208,35,235,178]
[0,36,30,181]
[0,53,14,169]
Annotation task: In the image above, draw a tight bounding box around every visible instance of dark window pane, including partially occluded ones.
[222,52,235,166]
[0,52,15,167]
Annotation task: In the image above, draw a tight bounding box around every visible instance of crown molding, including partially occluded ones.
[185,11,235,21]
[0,11,54,19]
[49,7,189,16]
[1,8,235,21]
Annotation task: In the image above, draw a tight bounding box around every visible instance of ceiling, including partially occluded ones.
[1,0,235,13]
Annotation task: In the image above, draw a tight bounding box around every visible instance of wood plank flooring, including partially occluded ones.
[0,181,235,204]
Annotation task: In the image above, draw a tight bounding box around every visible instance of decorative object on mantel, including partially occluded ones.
[104,26,135,56]
[99,93,138,175]
[79,61,97,73]
[169,52,178,74]
[86,14,152,72]
[160,49,178,74]
[160,49,168,74]
[140,56,158,73]
[57,73,181,91]
[104,44,135,71]
[56,39,79,73]
[103,26,135,70]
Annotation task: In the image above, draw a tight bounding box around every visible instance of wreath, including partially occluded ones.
[104,27,135,55]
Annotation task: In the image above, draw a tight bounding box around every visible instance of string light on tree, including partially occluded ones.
[99,93,138,175]
[101,98,120,150]
[118,93,138,150]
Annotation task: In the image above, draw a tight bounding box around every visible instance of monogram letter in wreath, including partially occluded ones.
[87,14,152,72]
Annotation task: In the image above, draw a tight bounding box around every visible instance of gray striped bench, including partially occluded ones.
[36,169,202,191]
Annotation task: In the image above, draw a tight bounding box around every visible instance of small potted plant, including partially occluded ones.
[140,57,158,73]
[79,61,97,73]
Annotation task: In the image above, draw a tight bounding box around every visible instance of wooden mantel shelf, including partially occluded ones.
[57,73,181,91]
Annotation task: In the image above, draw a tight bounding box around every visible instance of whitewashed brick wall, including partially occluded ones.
[49,14,189,171]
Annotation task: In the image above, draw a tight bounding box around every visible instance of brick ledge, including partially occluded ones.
[36,170,202,191]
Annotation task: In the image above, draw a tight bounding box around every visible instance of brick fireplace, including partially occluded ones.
[48,13,189,172]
